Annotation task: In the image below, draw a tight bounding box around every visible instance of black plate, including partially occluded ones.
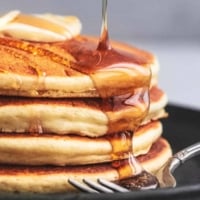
[0,104,200,200]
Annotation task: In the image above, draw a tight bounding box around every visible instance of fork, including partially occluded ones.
[156,141,200,188]
[68,178,129,193]
[68,142,200,193]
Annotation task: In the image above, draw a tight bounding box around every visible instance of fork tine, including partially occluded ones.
[98,179,129,192]
[68,178,99,193]
[68,178,130,193]
[83,179,114,193]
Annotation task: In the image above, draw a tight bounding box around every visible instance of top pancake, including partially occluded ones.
[0,36,158,98]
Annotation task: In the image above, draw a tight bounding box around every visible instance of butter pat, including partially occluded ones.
[0,10,82,42]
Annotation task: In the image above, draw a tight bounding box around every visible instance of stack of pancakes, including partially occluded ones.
[0,11,172,193]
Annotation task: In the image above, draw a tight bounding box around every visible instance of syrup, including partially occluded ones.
[97,0,158,190]
[117,170,159,190]
[97,0,110,51]
[28,119,43,134]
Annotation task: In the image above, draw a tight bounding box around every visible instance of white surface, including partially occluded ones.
[128,39,200,110]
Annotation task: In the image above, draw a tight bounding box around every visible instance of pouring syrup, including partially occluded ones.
[97,0,159,190]
[97,0,110,51]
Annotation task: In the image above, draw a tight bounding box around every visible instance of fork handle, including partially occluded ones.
[170,142,200,172]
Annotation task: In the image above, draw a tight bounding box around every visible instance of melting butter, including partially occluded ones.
[0,11,82,42]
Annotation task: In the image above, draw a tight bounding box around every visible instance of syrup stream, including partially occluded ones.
[97,0,159,190]
[97,0,110,50]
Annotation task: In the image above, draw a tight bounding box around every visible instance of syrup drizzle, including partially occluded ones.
[97,0,110,51]
[97,0,158,190]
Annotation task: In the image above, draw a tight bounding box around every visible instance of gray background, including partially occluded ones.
[1,0,200,109]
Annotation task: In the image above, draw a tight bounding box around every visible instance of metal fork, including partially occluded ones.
[68,142,200,193]
[156,141,200,188]
[68,178,129,193]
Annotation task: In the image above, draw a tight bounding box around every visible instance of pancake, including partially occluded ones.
[143,86,168,124]
[0,35,158,98]
[0,138,172,193]
[0,11,171,194]
[0,86,167,137]
[0,121,162,166]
